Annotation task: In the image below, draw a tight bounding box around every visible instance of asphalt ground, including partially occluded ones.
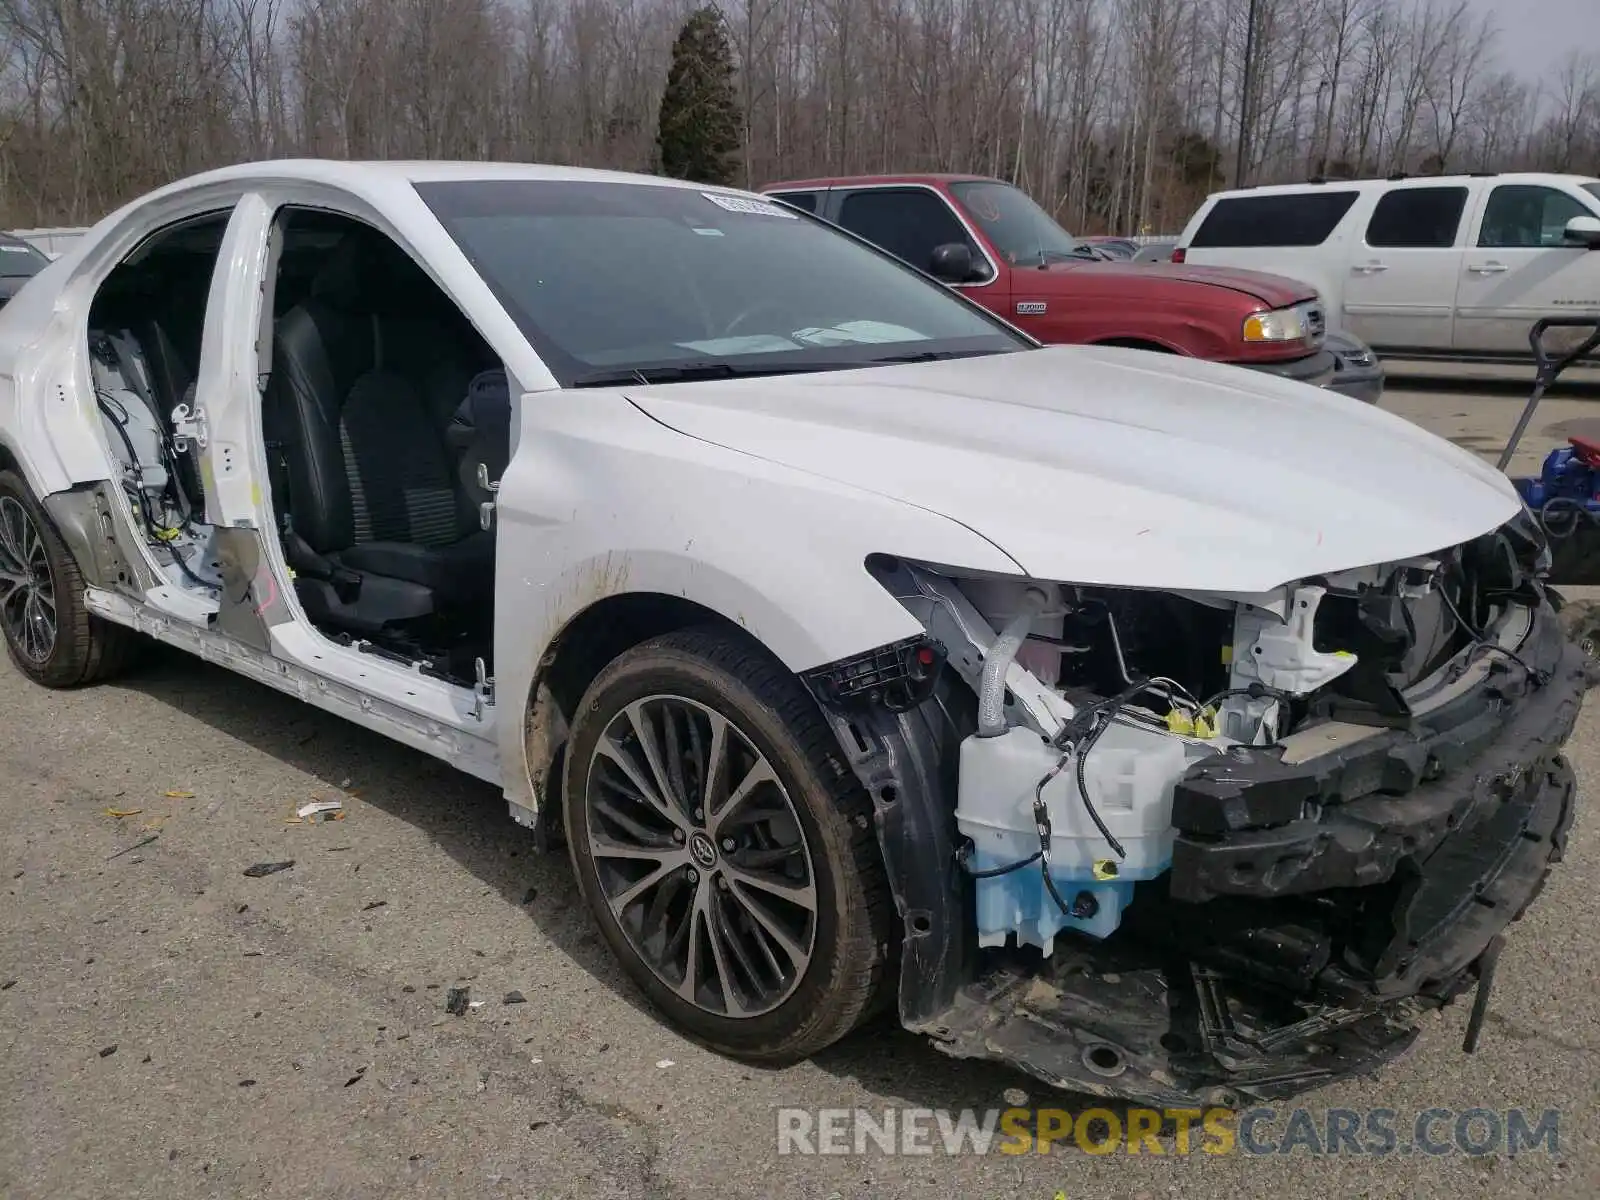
[1,376,1597,1200]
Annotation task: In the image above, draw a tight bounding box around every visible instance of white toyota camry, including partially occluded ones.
[0,160,1584,1106]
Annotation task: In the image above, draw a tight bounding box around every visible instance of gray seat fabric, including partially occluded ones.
[337,369,476,548]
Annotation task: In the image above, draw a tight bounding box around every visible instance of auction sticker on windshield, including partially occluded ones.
[701,192,797,218]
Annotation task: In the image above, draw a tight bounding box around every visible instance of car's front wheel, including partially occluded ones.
[0,470,138,687]
[562,627,892,1063]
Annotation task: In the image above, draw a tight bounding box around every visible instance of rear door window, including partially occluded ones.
[1479,184,1595,248]
[836,188,974,273]
[768,191,820,214]
[1364,187,1469,248]
[1189,191,1359,247]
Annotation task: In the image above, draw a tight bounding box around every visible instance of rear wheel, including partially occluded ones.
[562,627,891,1063]
[0,470,138,687]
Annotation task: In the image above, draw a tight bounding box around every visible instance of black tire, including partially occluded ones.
[562,626,892,1063]
[0,469,139,687]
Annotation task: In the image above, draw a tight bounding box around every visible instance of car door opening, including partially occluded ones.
[259,209,507,687]
[87,210,231,602]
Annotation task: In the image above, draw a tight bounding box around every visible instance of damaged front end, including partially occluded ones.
[802,516,1587,1106]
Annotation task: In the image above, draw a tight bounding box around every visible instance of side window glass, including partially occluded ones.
[1364,187,1468,248]
[837,189,972,274]
[1189,192,1358,247]
[769,191,818,214]
[1479,185,1591,248]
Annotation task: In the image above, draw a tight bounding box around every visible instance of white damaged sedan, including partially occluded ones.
[0,161,1584,1105]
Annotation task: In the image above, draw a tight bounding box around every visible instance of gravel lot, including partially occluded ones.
[1,377,1597,1200]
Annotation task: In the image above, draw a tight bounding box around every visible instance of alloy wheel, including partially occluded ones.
[0,496,56,665]
[583,694,819,1018]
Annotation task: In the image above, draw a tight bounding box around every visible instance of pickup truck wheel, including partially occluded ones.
[563,627,891,1063]
[0,470,137,687]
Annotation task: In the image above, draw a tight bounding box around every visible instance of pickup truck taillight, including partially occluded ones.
[1170,247,1186,263]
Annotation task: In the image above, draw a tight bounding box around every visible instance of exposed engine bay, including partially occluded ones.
[804,516,1586,1105]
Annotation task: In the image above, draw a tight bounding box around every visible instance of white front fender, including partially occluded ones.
[490,387,1024,813]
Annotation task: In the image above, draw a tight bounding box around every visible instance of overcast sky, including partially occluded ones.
[1465,0,1600,80]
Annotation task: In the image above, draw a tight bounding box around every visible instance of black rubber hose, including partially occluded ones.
[1073,709,1128,860]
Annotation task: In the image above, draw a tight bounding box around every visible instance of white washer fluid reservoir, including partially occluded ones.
[956,722,1215,951]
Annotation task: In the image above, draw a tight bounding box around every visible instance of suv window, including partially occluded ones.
[836,188,975,275]
[1365,187,1468,248]
[1480,185,1594,248]
[1189,191,1359,247]
[768,191,819,214]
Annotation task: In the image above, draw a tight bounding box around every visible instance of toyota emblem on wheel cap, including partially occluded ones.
[688,831,717,869]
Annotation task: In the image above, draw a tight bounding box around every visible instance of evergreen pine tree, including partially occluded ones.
[655,6,741,186]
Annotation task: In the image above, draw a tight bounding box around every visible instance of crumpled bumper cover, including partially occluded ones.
[916,597,1585,1106]
[1168,598,1583,1000]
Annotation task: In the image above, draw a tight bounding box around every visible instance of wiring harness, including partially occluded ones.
[90,334,218,594]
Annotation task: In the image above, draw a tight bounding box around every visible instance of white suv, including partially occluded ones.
[1175,173,1600,359]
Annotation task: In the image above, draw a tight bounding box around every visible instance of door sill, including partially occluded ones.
[84,588,502,783]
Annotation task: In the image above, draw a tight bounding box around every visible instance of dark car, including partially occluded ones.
[1078,235,1140,260]
[0,233,50,306]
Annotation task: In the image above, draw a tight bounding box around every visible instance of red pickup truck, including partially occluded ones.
[759,174,1337,388]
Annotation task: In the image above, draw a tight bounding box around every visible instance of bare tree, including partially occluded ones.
[1422,1,1493,170]
[0,0,1594,231]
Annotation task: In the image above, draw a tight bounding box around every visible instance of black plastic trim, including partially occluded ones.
[1234,346,1337,385]
[808,672,973,1027]
[1169,602,1583,906]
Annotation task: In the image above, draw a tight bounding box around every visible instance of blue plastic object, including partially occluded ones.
[1510,444,1600,515]
[967,848,1167,949]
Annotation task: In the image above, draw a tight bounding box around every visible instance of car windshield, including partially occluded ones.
[1584,182,1600,207]
[414,179,1028,386]
[947,181,1087,267]
[0,241,47,278]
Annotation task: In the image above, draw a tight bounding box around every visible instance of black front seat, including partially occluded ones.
[264,229,494,636]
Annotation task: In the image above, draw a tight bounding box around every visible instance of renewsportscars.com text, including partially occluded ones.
[775,1106,1561,1158]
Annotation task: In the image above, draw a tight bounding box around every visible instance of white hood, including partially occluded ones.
[624,344,1521,594]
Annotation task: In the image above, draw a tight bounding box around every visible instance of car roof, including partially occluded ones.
[1202,171,1600,203]
[132,159,764,203]
[761,173,999,191]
